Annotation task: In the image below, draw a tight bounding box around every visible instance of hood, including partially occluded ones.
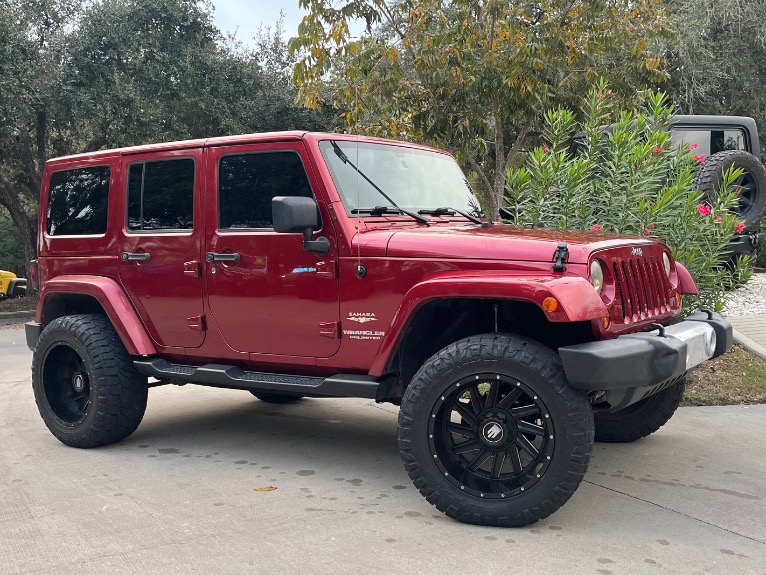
[364,223,658,264]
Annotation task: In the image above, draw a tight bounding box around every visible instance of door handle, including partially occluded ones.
[121,252,151,262]
[206,252,240,262]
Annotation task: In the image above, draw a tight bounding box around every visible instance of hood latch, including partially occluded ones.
[553,242,569,272]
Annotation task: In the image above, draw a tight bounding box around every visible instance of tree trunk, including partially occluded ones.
[0,175,37,268]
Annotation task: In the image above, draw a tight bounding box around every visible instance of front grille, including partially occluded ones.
[612,255,672,322]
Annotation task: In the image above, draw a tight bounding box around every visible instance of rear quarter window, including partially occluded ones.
[47,166,110,236]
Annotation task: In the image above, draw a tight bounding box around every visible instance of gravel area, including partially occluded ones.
[723,271,766,316]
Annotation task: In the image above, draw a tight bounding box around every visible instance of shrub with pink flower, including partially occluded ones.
[505,81,752,312]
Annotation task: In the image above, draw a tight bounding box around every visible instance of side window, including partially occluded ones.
[47,166,110,236]
[127,158,195,231]
[671,128,746,157]
[219,151,313,230]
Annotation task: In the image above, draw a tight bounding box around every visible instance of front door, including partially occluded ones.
[203,141,340,358]
[118,150,205,349]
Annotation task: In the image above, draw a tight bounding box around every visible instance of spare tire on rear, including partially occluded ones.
[694,149,766,233]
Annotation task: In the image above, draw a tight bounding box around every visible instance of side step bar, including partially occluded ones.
[134,358,380,399]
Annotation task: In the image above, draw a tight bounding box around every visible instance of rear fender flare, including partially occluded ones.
[37,275,156,356]
[369,272,607,376]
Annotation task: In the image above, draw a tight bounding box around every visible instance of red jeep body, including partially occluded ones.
[26,132,731,527]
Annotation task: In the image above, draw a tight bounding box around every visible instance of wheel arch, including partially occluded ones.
[370,274,606,401]
[37,275,156,356]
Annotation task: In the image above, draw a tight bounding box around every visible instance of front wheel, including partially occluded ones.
[398,333,594,527]
[594,379,685,443]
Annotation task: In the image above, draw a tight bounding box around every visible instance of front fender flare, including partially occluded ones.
[369,272,608,376]
[38,275,156,356]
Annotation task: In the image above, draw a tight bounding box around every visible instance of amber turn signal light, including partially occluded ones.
[542,297,558,313]
[672,292,681,309]
[600,317,611,329]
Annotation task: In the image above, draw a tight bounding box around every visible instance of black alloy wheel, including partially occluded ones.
[399,333,594,527]
[42,343,92,425]
[430,374,553,499]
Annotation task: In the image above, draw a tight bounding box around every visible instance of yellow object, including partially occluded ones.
[0,270,17,297]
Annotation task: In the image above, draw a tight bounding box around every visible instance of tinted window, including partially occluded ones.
[219,152,313,229]
[127,159,194,231]
[47,166,110,236]
[671,128,746,157]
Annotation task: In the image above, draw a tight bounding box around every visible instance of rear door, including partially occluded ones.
[118,150,205,349]
[203,141,340,358]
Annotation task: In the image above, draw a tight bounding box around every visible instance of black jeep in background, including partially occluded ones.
[570,115,766,257]
[671,115,765,257]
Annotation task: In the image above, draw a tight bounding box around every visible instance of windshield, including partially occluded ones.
[319,140,481,216]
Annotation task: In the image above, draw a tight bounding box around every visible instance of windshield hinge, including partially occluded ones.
[552,242,569,272]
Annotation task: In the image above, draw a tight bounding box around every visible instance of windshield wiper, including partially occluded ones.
[352,205,430,224]
[418,207,488,227]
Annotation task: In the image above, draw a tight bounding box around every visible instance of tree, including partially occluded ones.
[0,0,335,265]
[291,0,673,218]
[663,0,766,157]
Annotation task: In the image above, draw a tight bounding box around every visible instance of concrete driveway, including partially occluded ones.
[1,325,764,574]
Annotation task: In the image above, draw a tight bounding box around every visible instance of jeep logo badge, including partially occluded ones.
[631,247,643,257]
[482,422,504,443]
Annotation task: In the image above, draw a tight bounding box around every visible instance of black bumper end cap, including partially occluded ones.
[25,321,41,352]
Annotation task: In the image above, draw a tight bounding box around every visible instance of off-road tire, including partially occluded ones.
[32,314,148,448]
[594,379,685,443]
[398,333,594,527]
[694,150,766,232]
[249,391,304,404]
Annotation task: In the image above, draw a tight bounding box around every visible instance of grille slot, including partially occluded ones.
[612,254,672,322]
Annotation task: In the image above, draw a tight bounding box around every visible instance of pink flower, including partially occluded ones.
[642,228,651,236]
[598,91,604,100]
[652,145,663,154]
[693,154,705,163]
[696,204,711,217]
[608,90,615,98]
[687,143,698,150]
[736,222,746,234]
[590,224,602,232]
[716,215,723,222]
[542,147,550,153]
[648,223,655,229]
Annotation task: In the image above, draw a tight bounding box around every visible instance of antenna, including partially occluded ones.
[353,36,365,279]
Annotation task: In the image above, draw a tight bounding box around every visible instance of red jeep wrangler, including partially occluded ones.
[26,132,731,526]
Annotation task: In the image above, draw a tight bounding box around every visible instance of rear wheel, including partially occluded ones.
[594,379,685,443]
[694,150,766,234]
[32,314,148,448]
[398,333,593,527]
[250,391,304,404]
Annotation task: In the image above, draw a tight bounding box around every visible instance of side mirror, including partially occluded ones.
[272,196,330,256]
[272,196,319,233]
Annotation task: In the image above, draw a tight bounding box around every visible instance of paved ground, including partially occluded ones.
[728,314,766,361]
[1,325,765,575]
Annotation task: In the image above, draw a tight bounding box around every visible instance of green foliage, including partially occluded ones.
[0,1,334,261]
[664,0,766,157]
[0,211,25,275]
[291,0,674,219]
[506,83,751,312]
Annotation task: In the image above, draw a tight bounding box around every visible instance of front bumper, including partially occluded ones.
[559,311,731,411]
